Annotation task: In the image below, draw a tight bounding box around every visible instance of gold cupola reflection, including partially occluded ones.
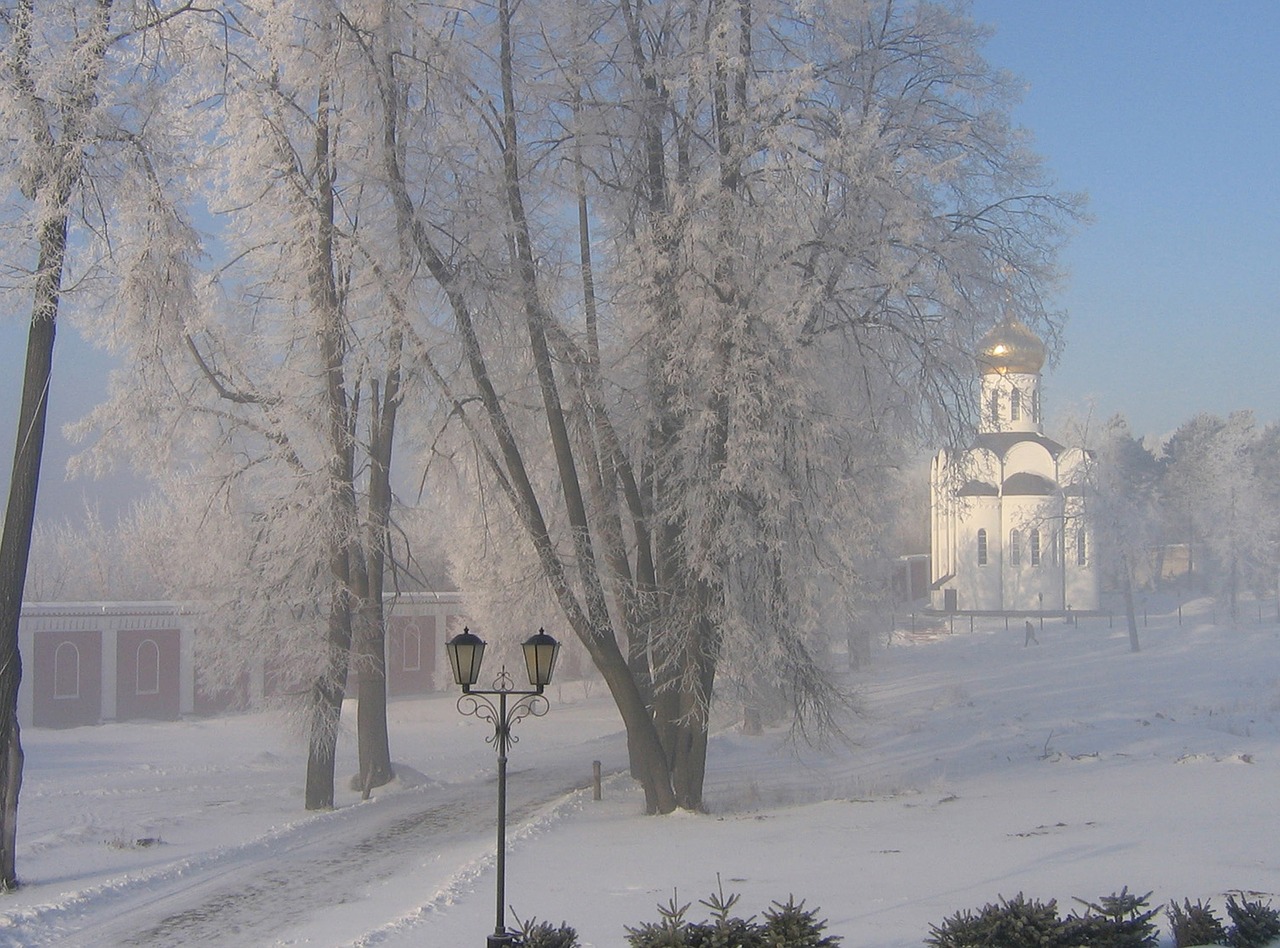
[978,318,1046,375]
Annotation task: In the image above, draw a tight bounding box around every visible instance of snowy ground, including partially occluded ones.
[0,595,1277,946]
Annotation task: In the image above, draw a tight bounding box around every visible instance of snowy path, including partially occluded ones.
[0,690,628,947]
[85,792,484,946]
[5,764,600,947]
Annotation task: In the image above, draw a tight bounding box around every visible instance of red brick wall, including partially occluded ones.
[115,628,181,721]
[32,630,102,729]
[387,615,436,696]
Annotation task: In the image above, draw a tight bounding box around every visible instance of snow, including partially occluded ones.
[2,596,1277,946]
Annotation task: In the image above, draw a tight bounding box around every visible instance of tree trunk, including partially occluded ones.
[350,576,392,796]
[353,368,401,795]
[1121,553,1140,653]
[0,0,116,887]
[0,205,69,887]
[581,631,675,814]
[303,74,356,810]
[304,624,349,811]
[497,0,680,811]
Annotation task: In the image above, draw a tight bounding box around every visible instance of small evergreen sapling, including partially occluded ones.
[623,884,840,948]
[515,914,580,948]
[695,884,765,948]
[761,897,841,947]
[624,893,696,948]
[1225,895,1280,948]
[1067,888,1160,947]
[925,892,1068,947]
[1167,899,1229,947]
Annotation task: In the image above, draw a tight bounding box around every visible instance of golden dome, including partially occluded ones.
[978,317,1046,375]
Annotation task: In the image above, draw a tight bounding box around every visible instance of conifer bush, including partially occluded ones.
[1066,888,1160,947]
[925,890,1280,948]
[1168,899,1229,947]
[761,897,841,947]
[925,892,1069,947]
[623,885,840,948]
[1225,895,1280,948]
[515,916,580,948]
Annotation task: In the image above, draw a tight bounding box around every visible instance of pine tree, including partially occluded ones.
[1168,899,1228,947]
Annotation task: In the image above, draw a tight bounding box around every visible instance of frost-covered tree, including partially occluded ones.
[59,0,1076,818]
[1249,422,1280,601]
[0,0,208,889]
[1083,415,1160,651]
[1161,411,1268,621]
[373,0,1077,811]
[75,1,421,807]
[24,502,167,602]
[1161,413,1222,592]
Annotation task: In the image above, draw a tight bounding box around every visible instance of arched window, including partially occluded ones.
[1032,390,1041,423]
[53,642,80,699]
[1030,528,1042,566]
[1077,529,1087,566]
[402,628,422,672]
[136,639,160,696]
[976,529,988,566]
[1010,388,1021,421]
[989,391,1000,426]
[1009,530,1021,567]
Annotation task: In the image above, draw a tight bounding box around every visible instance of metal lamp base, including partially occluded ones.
[487,932,521,947]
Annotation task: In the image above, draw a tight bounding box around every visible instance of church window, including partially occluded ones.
[1030,528,1041,566]
[989,391,1000,426]
[1032,390,1041,423]
[1077,529,1087,566]
[1010,388,1021,421]
[977,529,988,566]
[1009,530,1021,566]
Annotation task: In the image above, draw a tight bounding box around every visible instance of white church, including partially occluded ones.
[929,317,1100,613]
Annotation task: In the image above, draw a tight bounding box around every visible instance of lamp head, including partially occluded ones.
[446,628,486,691]
[521,629,560,690]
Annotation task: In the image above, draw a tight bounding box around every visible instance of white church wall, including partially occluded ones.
[1002,496,1063,611]
[957,497,1003,610]
[1003,440,1057,481]
[1062,494,1101,611]
[980,371,1042,435]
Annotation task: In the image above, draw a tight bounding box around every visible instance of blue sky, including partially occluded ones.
[3,0,1279,521]
[971,0,1280,440]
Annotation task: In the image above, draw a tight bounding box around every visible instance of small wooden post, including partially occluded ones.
[593,760,602,801]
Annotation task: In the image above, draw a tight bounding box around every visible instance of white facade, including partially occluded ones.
[930,318,1100,613]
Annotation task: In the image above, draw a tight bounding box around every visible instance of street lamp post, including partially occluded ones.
[446,628,560,948]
